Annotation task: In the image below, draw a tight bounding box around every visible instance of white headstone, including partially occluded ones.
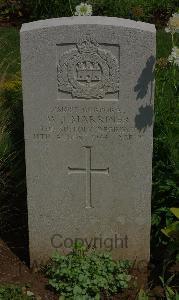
[20,17,156,263]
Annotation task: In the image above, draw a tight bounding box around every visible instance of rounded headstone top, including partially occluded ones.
[21,16,155,33]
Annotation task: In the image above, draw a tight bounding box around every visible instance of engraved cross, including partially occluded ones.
[68,146,109,208]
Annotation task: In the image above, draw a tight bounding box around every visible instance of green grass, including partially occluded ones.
[0,27,27,261]
[151,30,179,248]
[0,27,20,79]
[156,30,179,58]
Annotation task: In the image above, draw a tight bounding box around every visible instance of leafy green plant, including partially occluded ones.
[159,275,179,300]
[46,246,132,299]
[0,285,35,300]
[162,208,179,238]
[137,289,149,300]
[160,208,179,262]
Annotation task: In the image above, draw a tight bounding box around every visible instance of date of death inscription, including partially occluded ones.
[32,105,139,142]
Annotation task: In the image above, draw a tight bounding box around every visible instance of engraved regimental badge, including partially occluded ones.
[57,34,120,99]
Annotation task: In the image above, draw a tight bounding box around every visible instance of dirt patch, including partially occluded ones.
[0,239,155,299]
[0,240,58,299]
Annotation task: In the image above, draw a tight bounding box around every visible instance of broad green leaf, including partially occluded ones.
[161,221,179,237]
[170,208,179,219]
[166,286,175,300]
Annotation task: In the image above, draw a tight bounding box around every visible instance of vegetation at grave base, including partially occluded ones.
[137,286,179,300]
[45,245,132,299]
[0,0,178,27]
[159,273,179,300]
[0,285,36,300]
[137,289,149,300]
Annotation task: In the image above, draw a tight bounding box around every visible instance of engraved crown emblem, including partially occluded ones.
[76,62,101,83]
[57,34,120,99]
[77,34,98,53]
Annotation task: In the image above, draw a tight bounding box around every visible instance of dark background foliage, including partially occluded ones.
[0,0,179,28]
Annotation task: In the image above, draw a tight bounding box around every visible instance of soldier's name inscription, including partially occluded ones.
[33,104,137,142]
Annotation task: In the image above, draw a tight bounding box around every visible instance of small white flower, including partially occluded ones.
[26,291,35,297]
[168,47,179,67]
[165,26,171,33]
[165,12,179,33]
[172,12,179,18]
[75,3,92,16]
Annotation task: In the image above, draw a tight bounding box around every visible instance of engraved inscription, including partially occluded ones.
[57,34,120,99]
[33,105,137,142]
[48,105,133,142]
[68,146,109,208]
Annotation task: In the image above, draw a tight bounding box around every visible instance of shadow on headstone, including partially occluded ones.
[134,55,155,132]
[134,55,155,101]
[135,105,154,132]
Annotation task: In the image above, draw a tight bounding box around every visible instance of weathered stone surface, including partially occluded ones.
[20,17,156,263]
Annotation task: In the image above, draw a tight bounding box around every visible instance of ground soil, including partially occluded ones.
[0,239,58,300]
[0,239,152,300]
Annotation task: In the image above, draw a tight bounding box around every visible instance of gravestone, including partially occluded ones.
[20,17,156,263]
